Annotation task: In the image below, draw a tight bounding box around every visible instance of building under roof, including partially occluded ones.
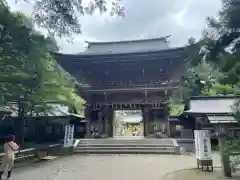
[53,37,188,137]
[184,96,240,124]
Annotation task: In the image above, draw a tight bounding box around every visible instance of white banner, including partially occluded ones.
[64,124,75,147]
[194,130,212,160]
[194,130,200,159]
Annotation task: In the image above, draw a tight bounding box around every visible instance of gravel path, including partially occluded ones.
[11,154,221,180]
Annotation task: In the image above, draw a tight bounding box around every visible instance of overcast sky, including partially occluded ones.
[7,0,222,54]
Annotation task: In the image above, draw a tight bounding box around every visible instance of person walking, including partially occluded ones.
[0,135,19,179]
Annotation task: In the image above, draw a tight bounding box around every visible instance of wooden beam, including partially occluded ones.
[83,86,178,93]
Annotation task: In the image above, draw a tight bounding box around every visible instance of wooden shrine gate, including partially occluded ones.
[53,37,187,138]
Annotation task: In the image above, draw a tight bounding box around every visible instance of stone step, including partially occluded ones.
[74,149,175,154]
[75,146,174,151]
[77,144,174,148]
[74,138,179,154]
[78,139,174,145]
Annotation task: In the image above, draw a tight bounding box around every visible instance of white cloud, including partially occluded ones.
[7,0,222,53]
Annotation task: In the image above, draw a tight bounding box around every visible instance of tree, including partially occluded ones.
[7,0,125,37]
[204,0,240,118]
[172,1,240,118]
[0,6,85,144]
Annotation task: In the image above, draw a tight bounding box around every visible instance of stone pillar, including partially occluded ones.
[84,106,92,138]
[142,105,150,137]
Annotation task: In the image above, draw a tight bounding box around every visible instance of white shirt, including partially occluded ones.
[4,141,19,159]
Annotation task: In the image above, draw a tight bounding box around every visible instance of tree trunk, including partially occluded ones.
[219,136,232,177]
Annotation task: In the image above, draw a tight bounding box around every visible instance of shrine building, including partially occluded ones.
[53,36,188,138]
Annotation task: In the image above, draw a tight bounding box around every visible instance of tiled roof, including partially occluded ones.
[0,106,12,113]
[83,37,171,54]
[185,96,239,114]
[85,36,170,45]
[207,115,238,123]
[4,103,71,117]
[53,46,187,58]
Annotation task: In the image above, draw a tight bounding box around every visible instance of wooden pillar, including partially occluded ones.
[101,107,108,137]
[164,105,170,137]
[108,107,114,138]
[104,111,108,137]
[101,106,114,138]
[142,105,150,137]
[84,106,92,138]
[97,110,103,134]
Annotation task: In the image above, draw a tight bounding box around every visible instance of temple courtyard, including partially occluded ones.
[11,153,232,180]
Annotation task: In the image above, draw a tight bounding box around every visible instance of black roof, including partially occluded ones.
[190,95,240,100]
[53,46,187,89]
[85,36,170,46]
[0,107,12,115]
[53,46,186,58]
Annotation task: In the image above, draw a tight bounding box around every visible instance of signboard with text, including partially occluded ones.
[64,124,75,148]
[194,130,212,160]
[194,130,200,159]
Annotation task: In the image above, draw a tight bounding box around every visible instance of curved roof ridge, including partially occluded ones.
[85,35,171,45]
[52,45,187,58]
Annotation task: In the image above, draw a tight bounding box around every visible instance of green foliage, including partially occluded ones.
[204,0,240,119]
[0,6,85,116]
[225,135,240,153]
[169,104,184,116]
[172,0,240,118]
[9,0,125,37]
[233,100,240,120]
[202,84,240,95]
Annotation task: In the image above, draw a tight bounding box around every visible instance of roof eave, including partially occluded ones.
[84,36,171,46]
[190,95,240,100]
[183,111,234,116]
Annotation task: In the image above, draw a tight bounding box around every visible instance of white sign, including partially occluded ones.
[194,130,200,159]
[194,130,212,160]
[64,124,75,147]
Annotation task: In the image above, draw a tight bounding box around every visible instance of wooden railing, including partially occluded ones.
[0,143,61,163]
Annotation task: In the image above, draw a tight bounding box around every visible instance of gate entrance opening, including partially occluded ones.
[113,110,143,137]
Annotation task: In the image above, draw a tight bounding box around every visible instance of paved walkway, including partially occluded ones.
[165,169,240,180]
[12,154,222,180]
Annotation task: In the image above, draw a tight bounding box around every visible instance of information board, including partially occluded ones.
[194,130,212,160]
[64,124,75,148]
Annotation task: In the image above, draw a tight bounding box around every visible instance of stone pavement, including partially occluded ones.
[11,153,222,180]
[165,169,240,180]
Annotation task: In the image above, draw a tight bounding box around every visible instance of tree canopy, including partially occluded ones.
[0,5,84,112]
[0,3,86,143]
[170,0,240,117]
[7,0,124,37]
